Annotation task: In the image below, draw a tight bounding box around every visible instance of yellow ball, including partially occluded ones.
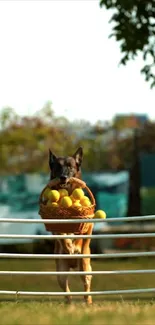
[94,210,106,219]
[81,199,91,207]
[47,190,60,202]
[72,188,84,200]
[51,202,59,207]
[70,195,79,203]
[72,201,82,207]
[80,195,89,202]
[80,196,91,205]
[58,189,69,198]
[43,187,51,199]
[47,200,58,207]
[60,196,72,208]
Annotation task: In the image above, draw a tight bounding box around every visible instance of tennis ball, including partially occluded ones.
[51,202,59,207]
[43,187,51,199]
[47,200,56,207]
[80,195,89,201]
[47,190,60,202]
[72,188,84,200]
[58,189,69,198]
[80,196,90,204]
[81,199,91,207]
[94,210,106,219]
[72,201,82,207]
[69,195,79,203]
[60,196,72,208]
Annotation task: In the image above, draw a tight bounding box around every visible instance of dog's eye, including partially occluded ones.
[67,164,74,170]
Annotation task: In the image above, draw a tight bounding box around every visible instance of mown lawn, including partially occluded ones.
[0,257,155,324]
[0,300,155,325]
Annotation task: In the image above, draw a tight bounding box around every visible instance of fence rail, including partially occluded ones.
[0,269,155,276]
[0,216,155,299]
[0,233,155,239]
[1,288,155,297]
[0,215,155,223]
[1,251,155,259]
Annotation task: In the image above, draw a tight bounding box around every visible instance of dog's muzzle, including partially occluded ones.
[59,175,69,188]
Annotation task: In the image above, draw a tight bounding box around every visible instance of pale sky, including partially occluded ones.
[0,0,154,124]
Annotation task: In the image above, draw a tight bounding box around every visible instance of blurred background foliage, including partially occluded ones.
[0,102,155,176]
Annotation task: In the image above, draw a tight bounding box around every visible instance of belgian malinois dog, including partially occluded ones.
[48,147,93,304]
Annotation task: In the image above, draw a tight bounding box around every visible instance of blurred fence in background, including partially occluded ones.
[0,171,155,253]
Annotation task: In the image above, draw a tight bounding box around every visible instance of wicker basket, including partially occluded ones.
[38,177,96,234]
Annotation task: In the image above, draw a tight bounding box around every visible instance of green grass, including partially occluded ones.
[0,258,155,324]
[1,301,155,325]
[0,257,155,295]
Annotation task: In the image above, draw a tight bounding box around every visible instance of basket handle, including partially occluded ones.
[39,177,96,206]
[68,177,96,206]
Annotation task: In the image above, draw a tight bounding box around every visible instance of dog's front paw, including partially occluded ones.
[73,244,81,254]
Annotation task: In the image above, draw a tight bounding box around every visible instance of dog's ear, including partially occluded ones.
[49,149,57,169]
[73,147,83,166]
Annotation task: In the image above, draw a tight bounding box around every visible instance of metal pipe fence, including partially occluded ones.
[0,216,155,299]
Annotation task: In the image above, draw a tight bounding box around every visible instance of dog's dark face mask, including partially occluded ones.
[49,147,83,185]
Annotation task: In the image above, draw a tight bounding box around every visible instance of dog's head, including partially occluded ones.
[49,147,83,187]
